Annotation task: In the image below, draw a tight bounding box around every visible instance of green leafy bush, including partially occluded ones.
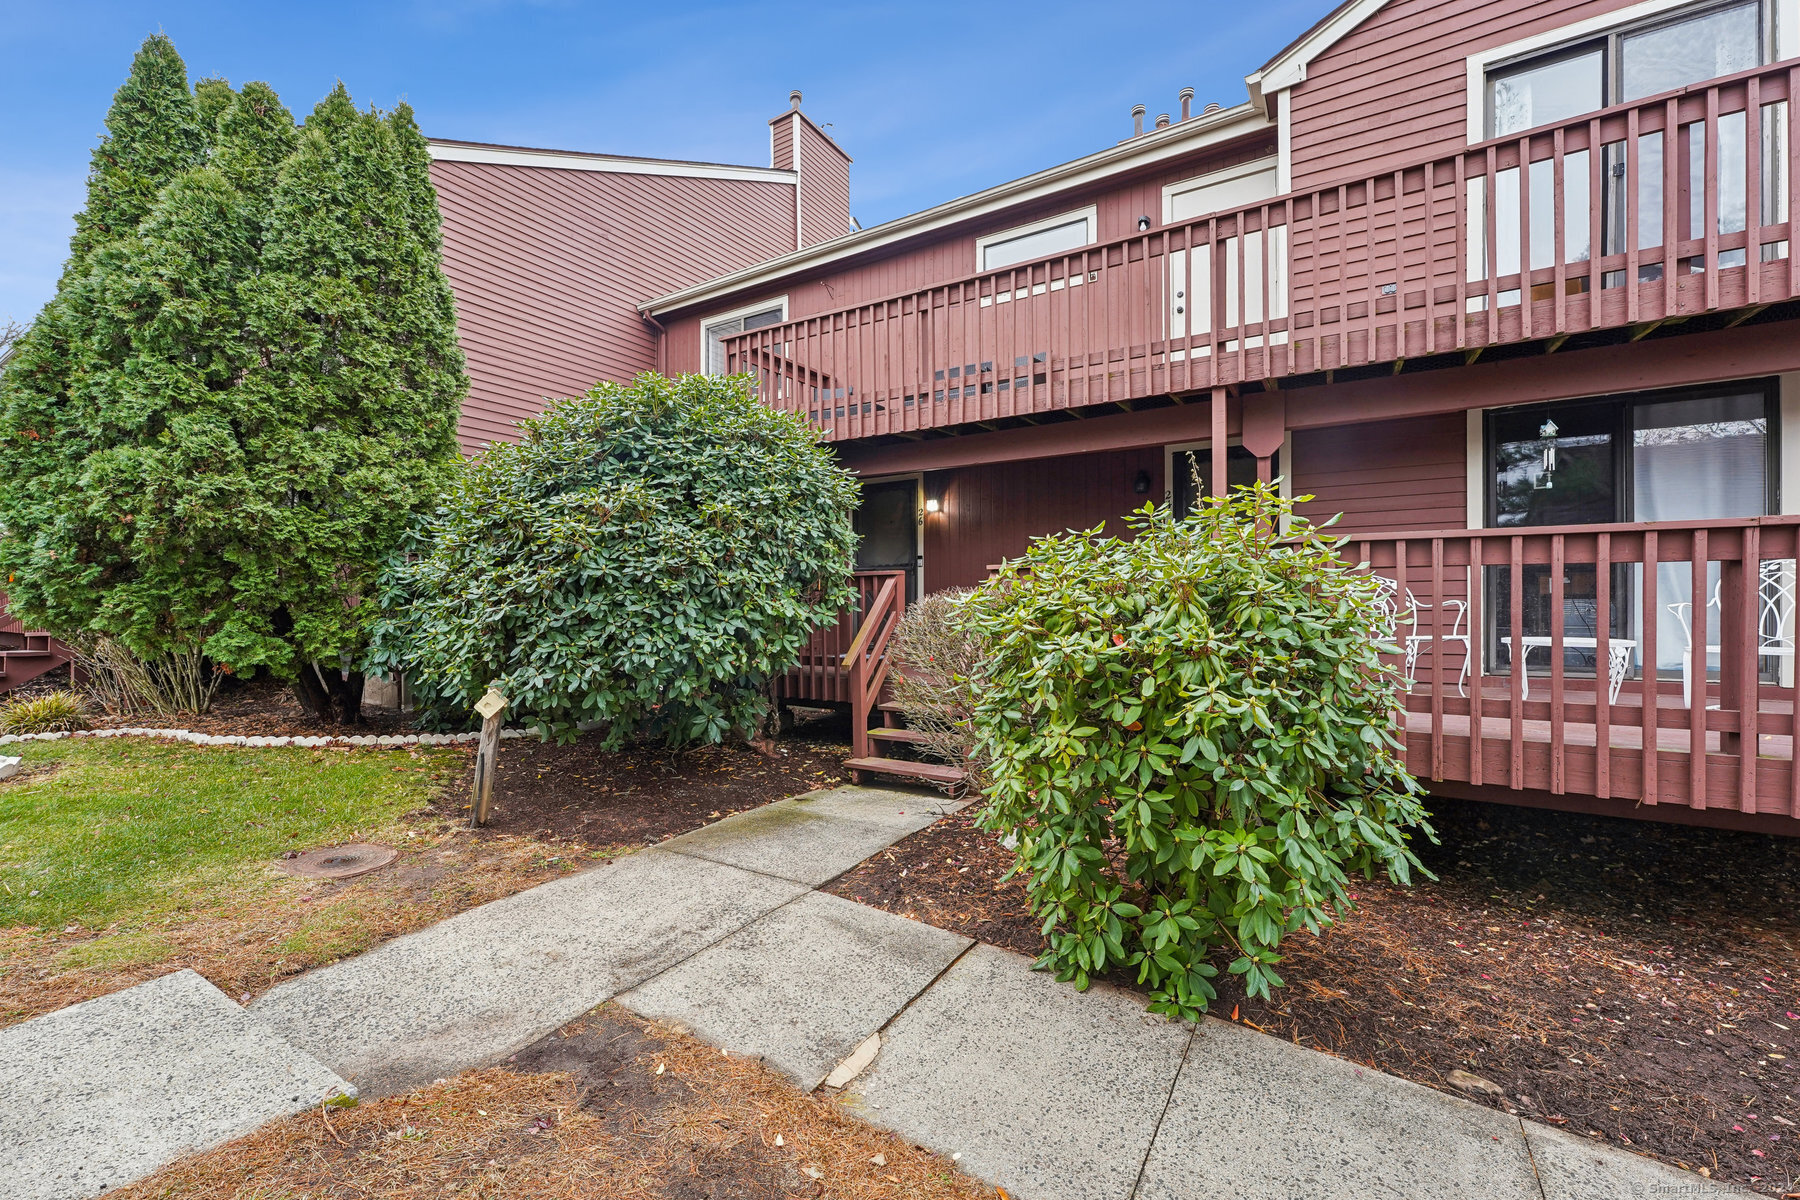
[0,690,91,734]
[367,373,859,746]
[961,484,1432,1019]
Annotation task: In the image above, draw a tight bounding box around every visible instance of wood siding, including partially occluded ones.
[1289,0,1661,189]
[920,448,1165,591]
[432,160,797,449]
[1292,413,1467,535]
[796,117,852,248]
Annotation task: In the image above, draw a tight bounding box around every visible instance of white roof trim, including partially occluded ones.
[428,140,797,185]
[1246,0,1391,103]
[641,102,1271,317]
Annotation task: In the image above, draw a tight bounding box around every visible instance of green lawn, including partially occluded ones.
[0,740,461,930]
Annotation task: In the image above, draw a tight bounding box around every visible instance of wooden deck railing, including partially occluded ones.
[1356,515,1800,819]
[727,60,1800,441]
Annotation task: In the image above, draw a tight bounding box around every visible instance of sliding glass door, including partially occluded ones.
[1484,380,1776,688]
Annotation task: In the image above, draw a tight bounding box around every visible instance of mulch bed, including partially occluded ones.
[825,798,1800,1193]
[439,712,850,851]
[117,1005,997,1200]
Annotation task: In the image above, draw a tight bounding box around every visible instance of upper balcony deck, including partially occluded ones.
[725,61,1800,442]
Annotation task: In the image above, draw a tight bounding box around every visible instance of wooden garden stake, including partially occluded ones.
[469,687,508,828]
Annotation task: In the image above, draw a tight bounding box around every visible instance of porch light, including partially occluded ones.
[1133,469,1153,495]
[924,497,942,514]
[1137,215,1152,231]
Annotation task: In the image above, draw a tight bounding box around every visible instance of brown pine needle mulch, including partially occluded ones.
[116,1006,1000,1200]
[826,799,1800,1194]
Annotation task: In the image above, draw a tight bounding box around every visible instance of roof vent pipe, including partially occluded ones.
[789,90,803,111]
[1203,101,1221,115]
[1179,87,1194,121]
[1155,112,1170,129]
[1131,104,1145,136]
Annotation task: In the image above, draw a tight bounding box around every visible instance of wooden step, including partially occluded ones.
[866,727,929,745]
[844,756,965,787]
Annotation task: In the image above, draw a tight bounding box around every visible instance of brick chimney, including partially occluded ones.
[770,90,852,250]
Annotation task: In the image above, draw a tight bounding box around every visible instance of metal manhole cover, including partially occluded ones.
[278,843,398,880]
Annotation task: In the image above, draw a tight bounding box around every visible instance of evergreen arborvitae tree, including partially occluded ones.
[0,44,467,720]
[193,75,237,136]
[0,34,212,675]
[59,82,301,687]
[68,34,208,271]
[240,85,467,721]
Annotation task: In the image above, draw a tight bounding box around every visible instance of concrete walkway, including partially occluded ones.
[4,784,1724,1200]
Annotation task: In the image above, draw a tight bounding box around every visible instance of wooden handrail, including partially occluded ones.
[842,574,900,663]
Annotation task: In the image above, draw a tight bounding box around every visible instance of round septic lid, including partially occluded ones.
[278,843,398,880]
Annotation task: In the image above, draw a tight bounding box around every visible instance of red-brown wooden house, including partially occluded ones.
[437,0,1800,836]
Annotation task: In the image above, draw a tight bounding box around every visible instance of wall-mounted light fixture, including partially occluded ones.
[924,497,942,514]
[1132,469,1153,495]
[1137,215,1152,232]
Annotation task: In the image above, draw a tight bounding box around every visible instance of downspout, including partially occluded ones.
[642,311,669,377]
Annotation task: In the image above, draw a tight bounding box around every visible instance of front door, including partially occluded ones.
[854,478,920,601]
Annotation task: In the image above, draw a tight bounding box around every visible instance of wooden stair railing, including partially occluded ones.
[836,572,966,789]
[0,595,73,694]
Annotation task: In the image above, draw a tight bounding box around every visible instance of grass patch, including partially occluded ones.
[277,906,380,962]
[48,930,177,972]
[0,739,460,930]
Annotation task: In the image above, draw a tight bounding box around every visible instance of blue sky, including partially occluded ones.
[0,0,1331,326]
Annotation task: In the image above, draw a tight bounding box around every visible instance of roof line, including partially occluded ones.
[427,139,797,184]
[640,102,1271,317]
[1245,0,1391,105]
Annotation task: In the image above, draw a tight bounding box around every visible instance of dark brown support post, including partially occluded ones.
[1210,386,1228,498]
[1241,393,1286,487]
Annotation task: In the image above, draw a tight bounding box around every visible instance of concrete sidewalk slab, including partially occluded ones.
[845,943,1191,1200]
[1134,1016,1541,1200]
[660,784,961,886]
[1,969,350,1200]
[253,849,806,1096]
[618,890,972,1089]
[1522,1119,1728,1199]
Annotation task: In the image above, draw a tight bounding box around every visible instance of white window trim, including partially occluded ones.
[701,294,789,375]
[974,205,1098,273]
[1163,435,1294,508]
[1464,0,1800,143]
[1161,156,1281,224]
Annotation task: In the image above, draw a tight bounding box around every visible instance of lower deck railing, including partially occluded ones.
[783,518,1800,823]
[1357,515,1800,819]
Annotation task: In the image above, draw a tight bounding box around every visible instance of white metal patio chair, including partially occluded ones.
[1372,575,1472,696]
[1667,558,1796,708]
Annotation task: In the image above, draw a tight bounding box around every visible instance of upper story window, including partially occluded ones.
[1486,0,1773,138]
[702,299,786,375]
[975,207,1097,272]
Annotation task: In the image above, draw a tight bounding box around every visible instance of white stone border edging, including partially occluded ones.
[0,727,532,749]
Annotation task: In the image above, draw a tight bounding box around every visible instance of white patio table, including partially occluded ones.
[1498,635,1636,704]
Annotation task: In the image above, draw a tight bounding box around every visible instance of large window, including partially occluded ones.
[1485,0,1772,137]
[1485,380,1777,680]
[701,299,786,376]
